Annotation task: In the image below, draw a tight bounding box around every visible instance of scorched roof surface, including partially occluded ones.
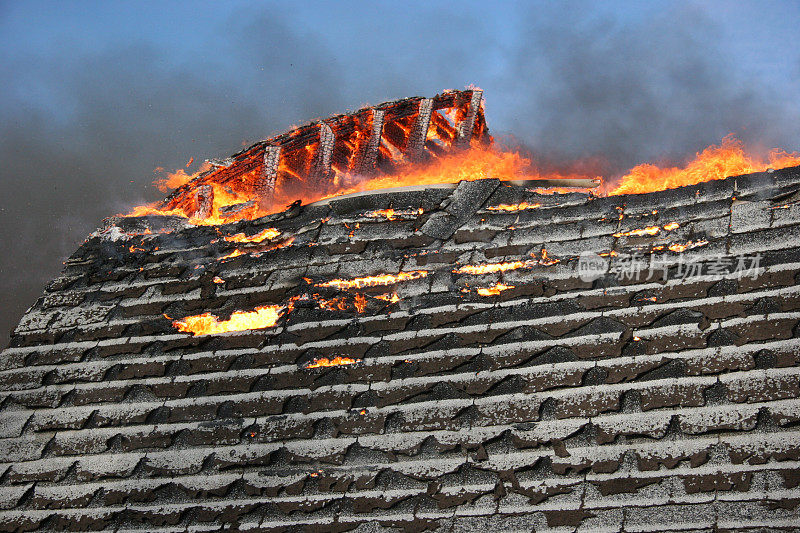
[2,168,800,532]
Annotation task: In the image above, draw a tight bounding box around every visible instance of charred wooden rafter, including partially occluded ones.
[158,89,488,213]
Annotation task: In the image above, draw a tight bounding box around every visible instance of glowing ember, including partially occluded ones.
[173,305,284,336]
[662,222,680,231]
[364,208,424,220]
[486,202,541,212]
[305,356,360,369]
[354,294,367,313]
[538,248,559,266]
[610,135,800,195]
[316,271,428,290]
[476,283,515,296]
[219,249,246,260]
[454,261,528,275]
[218,237,294,260]
[668,240,709,253]
[317,296,350,312]
[212,276,225,284]
[613,226,661,238]
[224,228,281,243]
[314,294,367,313]
[375,292,400,303]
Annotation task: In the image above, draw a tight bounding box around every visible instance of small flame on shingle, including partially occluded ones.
[316,271,428,289]
[172,305,284,336]
[476,283,515,296]
[224,228,281,243]
[486,202,541,212]
[305,356,360,369]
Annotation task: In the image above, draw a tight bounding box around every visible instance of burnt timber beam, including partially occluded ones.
[407,98,433,161]
[455,90,483,147]
[312,123,335,186]
[254,145,281,199]
[192,184,213,219]
[356,108,385,174]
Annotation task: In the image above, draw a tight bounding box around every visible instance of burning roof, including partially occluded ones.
[2,91,800,530]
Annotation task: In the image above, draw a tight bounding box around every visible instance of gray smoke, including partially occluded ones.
[499,4,800,173]
[1,3,798,347]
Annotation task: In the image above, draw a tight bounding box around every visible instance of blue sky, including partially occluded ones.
[0,0,799,345]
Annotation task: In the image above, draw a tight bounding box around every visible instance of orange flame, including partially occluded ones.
[172,305,284,335]
[486,202,541,212]
[316,270,428,290]
[224,228,281,243]
[128,128,800,228]
[364,208,424,220]
[219,249,246,260]
[454,261,528,275]
[218,236,294,261]
[354,293,367,313]
[613,222,681,238]
[538,247,559,266]
[667,240,709,253]
[306,356,360,368]
[609,134,800,195]
[153,162,211,193]
[322,143,593,200]
[476,282,515,296]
